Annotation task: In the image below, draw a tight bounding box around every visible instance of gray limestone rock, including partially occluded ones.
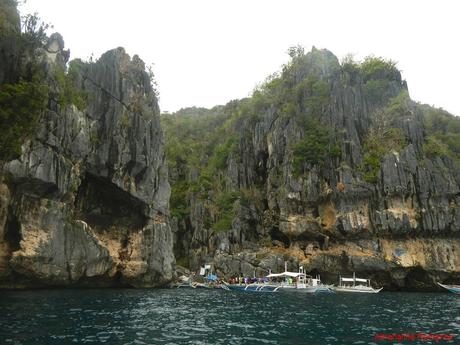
[0,33,173,288]
[168,47,460,290]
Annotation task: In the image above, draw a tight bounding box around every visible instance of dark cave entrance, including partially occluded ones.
[270,227,290,247]
[74,173,148,232]
[4,211,21,252]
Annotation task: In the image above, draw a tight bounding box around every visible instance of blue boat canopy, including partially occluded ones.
[206,274,218,281]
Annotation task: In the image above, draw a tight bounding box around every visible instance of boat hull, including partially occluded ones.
[438,282,460,294]
[277,285,333,293]
[225,284,278,292]
[225,283,333,293]
[332,286,383,293]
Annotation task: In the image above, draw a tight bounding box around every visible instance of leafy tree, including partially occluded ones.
[0,0,20,32]
[210,135,238,171]
[340,53,359,71]
[212,191,240,233]
[0,9,51,162]
[299,75,330,116]
[53,64,87,110]
[0,79,49,161]
[360,56,399,81]
[422,106,460,165]
[287,45,305,59]
[423,136,451,160]
[292,118,340,176]
[358,56,402,107]
[21,12,51,47]
[213,213,234,232]
[170,180,190,219]
[360,127,405,183]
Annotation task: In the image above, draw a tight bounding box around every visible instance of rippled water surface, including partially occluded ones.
[1,289,459,344]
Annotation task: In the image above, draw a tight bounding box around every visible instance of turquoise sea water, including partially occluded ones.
[0,289,459,345]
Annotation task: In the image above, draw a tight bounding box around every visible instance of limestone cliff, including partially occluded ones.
[0,10,173,287]
[2,1,459,291]
[164,48,460,291]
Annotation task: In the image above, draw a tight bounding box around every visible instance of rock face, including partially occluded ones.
[0,33,174,287]
[166,48,460,290]
[0,0,21,85]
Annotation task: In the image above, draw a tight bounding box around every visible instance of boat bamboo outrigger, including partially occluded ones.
[332,273,382,293]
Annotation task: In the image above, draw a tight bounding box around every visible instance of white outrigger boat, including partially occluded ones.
[226,265,333,293]
[332,273,383,293]
[266,270,333,293]
[437,282,460,294]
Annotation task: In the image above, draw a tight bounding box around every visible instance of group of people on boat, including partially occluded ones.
[227,276,269,285]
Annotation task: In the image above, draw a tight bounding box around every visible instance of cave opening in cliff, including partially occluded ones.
[404,266,433,291]
[4,211,21,252]
[270,227,290,247]
[74,173,148,232]
[255,151,269,186]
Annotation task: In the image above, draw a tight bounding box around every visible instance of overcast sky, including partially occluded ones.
[20,0,459,115]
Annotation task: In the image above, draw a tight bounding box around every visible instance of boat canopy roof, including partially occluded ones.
[267,271,304,278]
[206,274,218,281]
[341,277,368,282]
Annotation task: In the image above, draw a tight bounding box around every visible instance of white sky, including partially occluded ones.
[20,0,459,115]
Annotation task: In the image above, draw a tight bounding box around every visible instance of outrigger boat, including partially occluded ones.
[174,273,226,289]
[266,271,333,293]
[175,277,220,289]
[437,282,460,294]
[225,267,333,293]
[332,273,382,293]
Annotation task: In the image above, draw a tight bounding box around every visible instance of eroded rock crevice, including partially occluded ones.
[4,211,21,252]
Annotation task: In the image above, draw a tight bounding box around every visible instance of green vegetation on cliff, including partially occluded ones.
[161,105,235,221]
[0,0,20,31]
[0,12,50,162]
[163,47,411,235]
[422,107,460,164]
[359,92,409,183]
[292,118,341,176]
[0,80,49,161]
[360,126,406,183]
[54,62,87,110]
[0,10,87,162]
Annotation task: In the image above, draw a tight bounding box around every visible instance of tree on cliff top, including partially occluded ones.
[0,8,50,163]
[0,0,20,32]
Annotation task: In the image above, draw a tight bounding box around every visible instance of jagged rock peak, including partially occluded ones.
[286,46,341,81]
